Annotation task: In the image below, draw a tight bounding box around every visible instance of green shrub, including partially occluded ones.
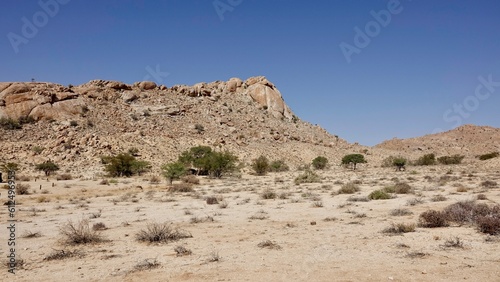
[414,153,436,166]
[269,160,289,172]
[178,146,238,178]
[103,153,150,177]
[294,170,321,185]
[369,189,392,200]
[1,162,20,173]
[478,152,499,161]
[437,154,465,165]
[312,156,328,170]
[0,117,22,130]
[251,155,269,176]
[161,162,187,184]
[338,182,360,194]
[381,156,407,170]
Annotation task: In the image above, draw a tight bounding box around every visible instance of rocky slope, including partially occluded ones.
[0,76,359,176]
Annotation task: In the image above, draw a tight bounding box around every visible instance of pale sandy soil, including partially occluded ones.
[1,165,500,281]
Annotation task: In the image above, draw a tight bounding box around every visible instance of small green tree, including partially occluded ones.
[161,162,187,184]
[205,151,238,178]
[36,161,59,176]
[393,157,407,171]
[178,146,213,174]
[312,156,328,170]
[341,154,366,170]
[251,155,269,175]
[103,153,136,177]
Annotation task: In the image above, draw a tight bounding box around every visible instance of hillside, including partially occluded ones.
[0,77,358,176]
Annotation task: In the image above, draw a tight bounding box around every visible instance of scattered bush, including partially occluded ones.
[481,180,497,188]
[294,170,321,185]
[419,210,448,228]
[478,152,499,161]
[0,117,22,130]
[389,208,413,216]
[312,156,328,170]
[59,219,104,245]
[338,182,360,194]
[269,160,289,172]
[384,182,412,194]
[44,249,84,261]
[261,189,277,199]
[16,183,30,195]
[438,154,465,165]
[181,174,200,185]
[92,222,107,231]
[414,153,436,166]
[168,183,194,193]
[135,222,191,243]
[56,174,72,180]
[134,258,160,271]
[257,240,282,250]
[174,245,192,256]
[251,155,269,175]
[206,196,219,205]
[476,216,500,235]
[382,156,407,171]
[368,189,392,200]
[442,237,464,249]
[103,153,150,177]
[382,223,416,234]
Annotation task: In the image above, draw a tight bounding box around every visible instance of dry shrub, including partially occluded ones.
[261,189,277,199]
[16,183,30,195]
[174,245,192,256]
[441,237,464,249]
[92,222,107,231]
[476,216,500,235]
[56,174,72,180]
[136,222,192,243]
[389,208,413,216]
[431,195,447,202]
[206,196,219,205]
[338,182,360,194]
[21,230,42,238]
[419,210,448,228]
[60,219,104,245]
[294,170,321,185]
[181,175,200,185]
[168,183,194,193]
[149,175,161,184]
[44,249,84,261]
[17,175,31,181]
[368,189,392,200]
[477,194,488,200]
[481,180,497,188]
[257,240,282,250]
[382,223,416,234]
[134,258,160,271]
[443,200,476,223]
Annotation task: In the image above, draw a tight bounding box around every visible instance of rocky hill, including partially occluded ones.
[0,76,360,177]
[375,124,500,162]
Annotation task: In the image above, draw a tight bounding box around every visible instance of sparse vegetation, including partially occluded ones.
[437,154,465,165]
[0,117,22,130]
[294,169,321,185]
[44,249,84,261]
[135,222,192,243]
[477,152,499,161]
[418,210,448,228]
[382,223,416,234]
[102,153,150,177]
[414,153,436,166]
[251,155,269,175]
[59,219,104,245]
[257,240,282,250]
[312,156,328,170]
[338,182,360,194]
[162,162,187,184]
[368,189,392,200]
[269,159,289,172]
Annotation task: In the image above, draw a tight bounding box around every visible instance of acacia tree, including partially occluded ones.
[341,154,366,170]
[36,161,59,176]
[393,157,407,171]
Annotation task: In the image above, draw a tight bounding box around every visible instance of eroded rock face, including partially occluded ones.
[0,82,83,120]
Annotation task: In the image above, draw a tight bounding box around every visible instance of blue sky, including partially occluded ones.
[1,0,499,146]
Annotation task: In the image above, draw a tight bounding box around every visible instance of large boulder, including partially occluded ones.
[226,77,243,92]
[245,76,293,119]
[138,81,157,90]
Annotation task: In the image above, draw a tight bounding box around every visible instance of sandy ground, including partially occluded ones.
[1,164,500,281]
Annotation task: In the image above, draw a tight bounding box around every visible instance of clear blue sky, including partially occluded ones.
[2,0,499,145]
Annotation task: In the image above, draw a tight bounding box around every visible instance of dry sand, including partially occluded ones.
[1,165,500,281]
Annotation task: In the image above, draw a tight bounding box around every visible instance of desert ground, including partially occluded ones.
[1,164,500,282]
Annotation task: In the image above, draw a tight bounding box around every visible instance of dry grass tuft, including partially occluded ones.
[135,222,192,243]
[60,219,105,245]
[44,249,84,261]
[257,240,282,250]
